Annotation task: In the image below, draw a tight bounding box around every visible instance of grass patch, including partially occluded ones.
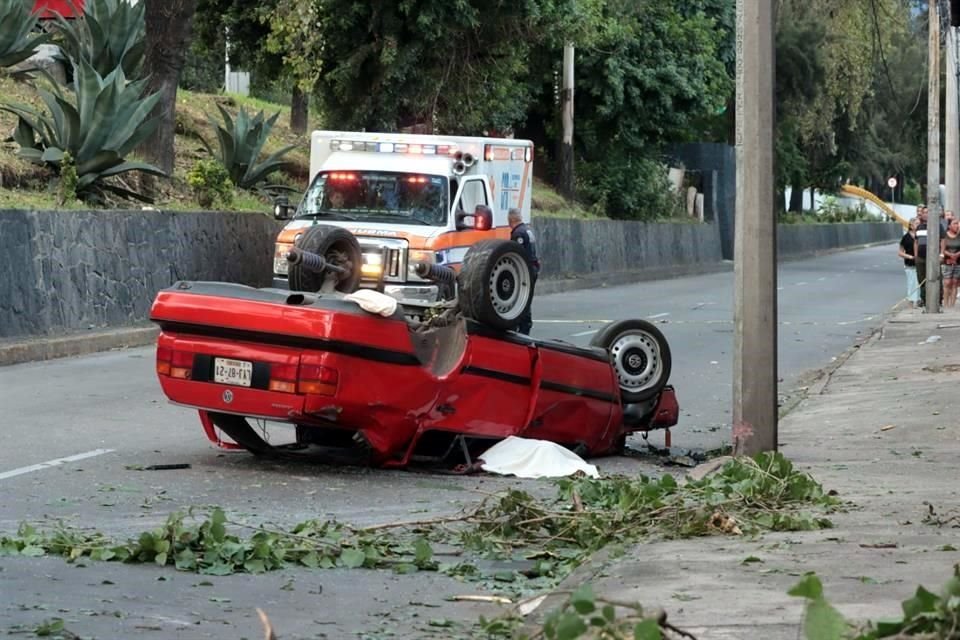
[531,178,604,219]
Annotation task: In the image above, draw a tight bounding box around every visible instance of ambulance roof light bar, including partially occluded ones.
[330,139,458,156]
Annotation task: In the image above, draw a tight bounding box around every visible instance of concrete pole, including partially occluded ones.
[928,0,942,314]
[947,26,959,211]
[558,43,575,199]
[947,26,960,215]
[733,0,778,455]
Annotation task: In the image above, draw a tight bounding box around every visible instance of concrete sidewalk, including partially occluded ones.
[555,306,960,638]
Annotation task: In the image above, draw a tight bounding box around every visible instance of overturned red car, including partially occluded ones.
[149,227,678,468]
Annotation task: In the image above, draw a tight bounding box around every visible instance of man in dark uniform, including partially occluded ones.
[508,207,540,335]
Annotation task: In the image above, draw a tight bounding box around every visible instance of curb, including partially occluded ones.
[0,326,159,367]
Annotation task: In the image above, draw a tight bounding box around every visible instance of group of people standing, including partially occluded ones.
[899,205,960,309]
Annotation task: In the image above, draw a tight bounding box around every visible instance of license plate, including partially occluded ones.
[213,358,252,387]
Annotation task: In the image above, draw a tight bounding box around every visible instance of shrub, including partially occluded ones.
[187,159,234,209]
[0,58,164,201]
[53,0,146,78]
[577,153,684,221]
[201,104,296,193]
[0,0,49,69]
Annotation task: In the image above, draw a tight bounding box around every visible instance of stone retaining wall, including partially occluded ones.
[535,218,723,278]
[0,210,902,341]
[777,222,903,256]
[0,210,283,339]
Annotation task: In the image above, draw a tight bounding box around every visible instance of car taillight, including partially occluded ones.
[299,364,338,396]
[268,363,338,395]
[269,363,297,393]
[156,347,172,376]
[157,348,193,378]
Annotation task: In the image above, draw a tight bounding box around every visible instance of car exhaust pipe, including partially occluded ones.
[414,262,456,284]
[286,248,346,274]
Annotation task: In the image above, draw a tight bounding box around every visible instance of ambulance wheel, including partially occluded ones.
[591,319,672,403]
[288,225,362,293]
[459,239,533,331]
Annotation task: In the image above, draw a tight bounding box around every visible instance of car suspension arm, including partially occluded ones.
[285,248,347,274]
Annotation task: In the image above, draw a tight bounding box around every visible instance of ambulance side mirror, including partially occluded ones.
[455,209,492,231]
[455,210,474,231]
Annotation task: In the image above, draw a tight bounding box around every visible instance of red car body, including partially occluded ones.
[150,282,678,467]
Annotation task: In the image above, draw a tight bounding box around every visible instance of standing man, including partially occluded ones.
[915,206,930,308]
[508,208,540,335]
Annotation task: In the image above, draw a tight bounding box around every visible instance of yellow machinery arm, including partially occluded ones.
[840,184,910,229]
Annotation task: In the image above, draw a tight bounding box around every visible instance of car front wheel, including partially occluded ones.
[591,319,672,403]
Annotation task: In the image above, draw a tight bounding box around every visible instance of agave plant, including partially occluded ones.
[0,58,165,201]
[53,0,145,78]
[0,0,49,69]
[202,104,297,192]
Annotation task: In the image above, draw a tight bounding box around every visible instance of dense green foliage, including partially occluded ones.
[0,0,48,69]
[1,60,163,201]
[175,0,924,219]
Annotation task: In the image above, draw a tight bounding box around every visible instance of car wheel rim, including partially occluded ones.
[611,332,662,392]
[489,253,530,320]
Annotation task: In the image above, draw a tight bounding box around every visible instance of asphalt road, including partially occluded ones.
[0,244,906,639]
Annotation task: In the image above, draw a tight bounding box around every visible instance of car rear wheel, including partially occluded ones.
[209,412,273,456]
[288,224,362,293]
[591,319,672,403]
[459,239,533,331]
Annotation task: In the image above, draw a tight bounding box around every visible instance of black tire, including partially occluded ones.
[590,319,672,403]
[209,413,274,456]
[459,239,533,331]
[288,224,362,293]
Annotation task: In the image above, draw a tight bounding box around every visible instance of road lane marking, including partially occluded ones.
[0,448,114,481]
[571,329,600,337]
[648,312,670,319]
[538,319,612,324]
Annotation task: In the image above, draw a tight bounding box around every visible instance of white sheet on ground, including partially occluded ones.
[479,436,600,479]
[344,289,399,317]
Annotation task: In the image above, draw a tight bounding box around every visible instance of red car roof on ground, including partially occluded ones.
[33,0,85,19]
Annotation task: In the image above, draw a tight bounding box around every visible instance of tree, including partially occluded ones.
[772,0,908,212]
[140,0,199,176]
[191,0,312,134]
[559,1,731,218]
[268,0,584,134]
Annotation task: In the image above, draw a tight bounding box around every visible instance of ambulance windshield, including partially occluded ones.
[298,171,449,227]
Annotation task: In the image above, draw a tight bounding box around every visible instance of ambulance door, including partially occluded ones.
[451,177,494,227]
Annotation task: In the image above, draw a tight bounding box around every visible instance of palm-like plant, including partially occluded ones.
[0,0,49,69]
[202,104,296,192]
[53,0,145,78]
[1,58,165,201]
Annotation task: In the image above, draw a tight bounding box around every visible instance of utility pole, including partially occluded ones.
[558,43,575,199]
[928,0,942,314]
[949,2,960,216]
[732,0,777,455]
[945,21,959,215]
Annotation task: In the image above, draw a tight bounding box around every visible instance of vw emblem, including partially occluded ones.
[222,390,234,404]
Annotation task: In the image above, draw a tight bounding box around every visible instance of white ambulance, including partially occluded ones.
[272,131,534,306]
